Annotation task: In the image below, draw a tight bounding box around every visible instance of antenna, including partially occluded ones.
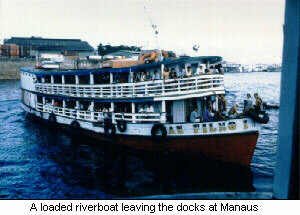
[143,4,163,61]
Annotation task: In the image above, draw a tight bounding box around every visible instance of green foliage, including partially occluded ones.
[97,43,141,56]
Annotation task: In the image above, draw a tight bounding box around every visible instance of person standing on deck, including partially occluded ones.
[254,93,263,112]
[153,70,160,80]
[185,66,193,78]
[190,107,201,122]
[163,67,170,83]
[144,71,152,81]
[196,65,205,75]
[244,93,254,113]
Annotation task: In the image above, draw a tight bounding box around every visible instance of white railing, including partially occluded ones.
[35,74,224,99]
[36,103,162,123]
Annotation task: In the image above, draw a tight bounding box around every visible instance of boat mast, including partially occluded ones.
[143,4,163,61]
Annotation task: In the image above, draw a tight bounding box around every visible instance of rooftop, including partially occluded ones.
[4,36,94,52]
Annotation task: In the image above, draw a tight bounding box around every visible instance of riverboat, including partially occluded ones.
[20,55,264,167]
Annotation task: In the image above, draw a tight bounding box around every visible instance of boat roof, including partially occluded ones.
[20,56,222,76]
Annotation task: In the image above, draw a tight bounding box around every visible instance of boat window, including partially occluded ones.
[53,75,62,84]
[94,73,110,84]
[66,100,76,109]
[114,102,131,113]
[37,95,43,103]
[53,99,63,107]
[114,72,129,84]
[43,75,51,83]
[94,102,110,112]
[64,75,76,84]
[78,75,90,85]
[36,76,42,83]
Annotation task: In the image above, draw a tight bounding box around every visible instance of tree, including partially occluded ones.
[97,43,141,57]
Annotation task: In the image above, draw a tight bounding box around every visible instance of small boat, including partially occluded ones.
[20,55,267,166]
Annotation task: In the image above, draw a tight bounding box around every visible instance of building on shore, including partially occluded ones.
[222,61,243,73]
[2,36,94,59]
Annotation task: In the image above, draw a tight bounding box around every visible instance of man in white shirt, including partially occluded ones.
[139,105,146,113]
[146,104,154,113]
[87,103,94,111]
[153,70,160,80]
[196,65,205,75]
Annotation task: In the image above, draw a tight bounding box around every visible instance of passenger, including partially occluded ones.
[216,64,224,74]
[244,93,254,113]
[103,107,108,112]
[132,73,140,83]
[205,68,210,74]
[190,107,201,123]
[208,66,214,74]
[213,65,219,74]
[170,68,177,79]
[139,105,146,113]
[163,67,170,80]
[218,94,227,116]
[185,66,193,78]
[196,65,205,75]
[228,102,240,119]
[179,66,185,79]
[144,71,152,81]
[140,71,146,82]
[146,104,154,113]
[202,106,214,122]
[87,103,94,111]
[254,93,263,112]
[153,70,160,80]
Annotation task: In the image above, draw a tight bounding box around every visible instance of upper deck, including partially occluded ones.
[20,56,225,101]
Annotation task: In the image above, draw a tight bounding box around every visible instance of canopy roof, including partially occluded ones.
[21,56,222,76]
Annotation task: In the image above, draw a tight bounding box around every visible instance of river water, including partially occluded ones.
[0,72,280,199]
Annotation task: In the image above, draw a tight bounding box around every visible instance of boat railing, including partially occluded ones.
[36,103,162,123]
[35,74,224,99]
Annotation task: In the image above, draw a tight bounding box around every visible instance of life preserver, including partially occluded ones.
[70,120,81,135]
[104,121,116,136]
[48,112,56,125]
[117,120,127,132]
[246,110,269,124]
[151,123,167,142]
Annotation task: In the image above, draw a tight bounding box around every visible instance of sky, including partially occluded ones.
[0,0,285,64]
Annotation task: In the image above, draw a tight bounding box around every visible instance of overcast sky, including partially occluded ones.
[0,0,285,64]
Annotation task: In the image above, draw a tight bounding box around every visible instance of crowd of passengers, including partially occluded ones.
[190,92,263,123]
[113,64,224,84]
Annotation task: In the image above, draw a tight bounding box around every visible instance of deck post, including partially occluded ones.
[161,100,166,123]
[62,100,66,115]
[90,73,94,85]
[111,102,115,123]
[161,64,165,93]
[76,101,79,118]
[132,102,136,123]
[75,75,79,97]
[42,97,45,112]
[90,101,94,120]
[50,75,54,94]
[110,73,113,97]
[61,75,65,94]
[90,73,94,97]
